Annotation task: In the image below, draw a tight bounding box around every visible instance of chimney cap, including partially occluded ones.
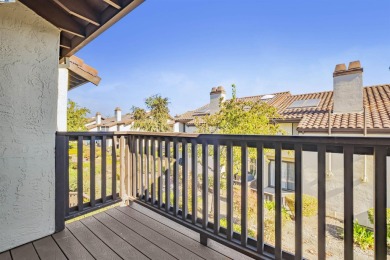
[96,112,101,115]
[210,86,226,94]
[217,86,225,92]
[348,60,361,70]
[115,107,121,111]
[333,61,363,77]
[334,63,347,73]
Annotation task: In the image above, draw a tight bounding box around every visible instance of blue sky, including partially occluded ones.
[69,0,390,117]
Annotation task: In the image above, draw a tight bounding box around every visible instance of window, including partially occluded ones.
[287,98,321,109]
[269,160,295,191]
[100,126,109,132]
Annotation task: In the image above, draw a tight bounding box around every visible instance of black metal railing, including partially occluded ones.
[56,132,389,260]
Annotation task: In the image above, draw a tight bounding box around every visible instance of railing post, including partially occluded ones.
[55,134,67,232]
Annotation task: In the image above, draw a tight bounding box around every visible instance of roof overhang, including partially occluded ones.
[19,0,145,60]
[66,56,101,90]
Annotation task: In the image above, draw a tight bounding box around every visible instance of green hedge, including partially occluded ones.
[285,194,317,217]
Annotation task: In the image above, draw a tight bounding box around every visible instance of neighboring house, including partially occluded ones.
[175,61,390,226]
[87,107,175,132]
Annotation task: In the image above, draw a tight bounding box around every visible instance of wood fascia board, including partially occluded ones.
[20,0,85,38]
[61,0,145,57]
[53,0,101,26]
[68,63,101,86]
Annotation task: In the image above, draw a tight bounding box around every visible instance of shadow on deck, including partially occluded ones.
[0,203,252,260]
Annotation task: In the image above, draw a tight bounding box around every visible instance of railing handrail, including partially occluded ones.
[57,131,390,145]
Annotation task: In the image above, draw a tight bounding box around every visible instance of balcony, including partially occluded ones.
[2,131,387,259]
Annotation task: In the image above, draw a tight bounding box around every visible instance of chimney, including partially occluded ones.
[96,112,101,125]
[333,60,363,113]
[209,86,226,114]
[115,107,122,122]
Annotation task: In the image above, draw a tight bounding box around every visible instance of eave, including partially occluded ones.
[19,0,145,60]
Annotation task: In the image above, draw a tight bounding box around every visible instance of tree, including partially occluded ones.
[67,99,90,131]
[195,84,282,175]
[132,94,171,132]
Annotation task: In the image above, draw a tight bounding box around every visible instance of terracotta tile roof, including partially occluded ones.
[280,85,390,132]
[176,85,390,133]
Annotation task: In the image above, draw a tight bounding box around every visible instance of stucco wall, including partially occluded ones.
[0,3,60,252]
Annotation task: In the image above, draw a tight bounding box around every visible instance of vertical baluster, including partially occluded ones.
[146,137,150,202]
[294,144,302,259]
[158,138,163,209]
[274,143,282,259]
[112,136,117,200]
[151,137,156,205]
[90,136,96,207]
[165,139,171,213]
[191,141,198,225]
[65,136,70,217]
[182,139,188,221]
[173,139,180,216]
[125,136,130,202]
[132,136,136,198]
[374,146,387,260]
[140,137,144,199]
[127,136,132,199]
[214,143,220,235]
[226,142,233,241]
[120,136,126,200]
[318,145,326,260]
[101,135,107,203]
[344,145,354,260]
[256,142,264,253]
[202,141,209,229]
[241,142,248,246]
[135,136,139,197]
[77,136,84,211]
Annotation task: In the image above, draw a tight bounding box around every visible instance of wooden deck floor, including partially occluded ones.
[0,203,245,260]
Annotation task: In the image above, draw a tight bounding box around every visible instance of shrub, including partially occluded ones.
[367,208,390,248]
[285,194,317,217]
[353,221,374,250]
[220,218,256,238]
[367,208,390,225]
[264,200,290,222]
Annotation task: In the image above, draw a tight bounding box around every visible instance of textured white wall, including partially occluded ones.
[0,3,60,252]
[57,68,69,131]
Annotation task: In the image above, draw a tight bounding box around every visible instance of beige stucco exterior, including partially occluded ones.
[0,2,60,252]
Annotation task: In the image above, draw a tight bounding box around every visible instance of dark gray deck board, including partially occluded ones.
[66,221,122,260]
[0,251,12,260]
[94,212,175,260]
[10,243,39,260]
[80,216,149,260]
[52,228,94,260]
[117,206,229,260]
[33,236,67,260]
[106,208,203,260]
[3,203,246,260]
